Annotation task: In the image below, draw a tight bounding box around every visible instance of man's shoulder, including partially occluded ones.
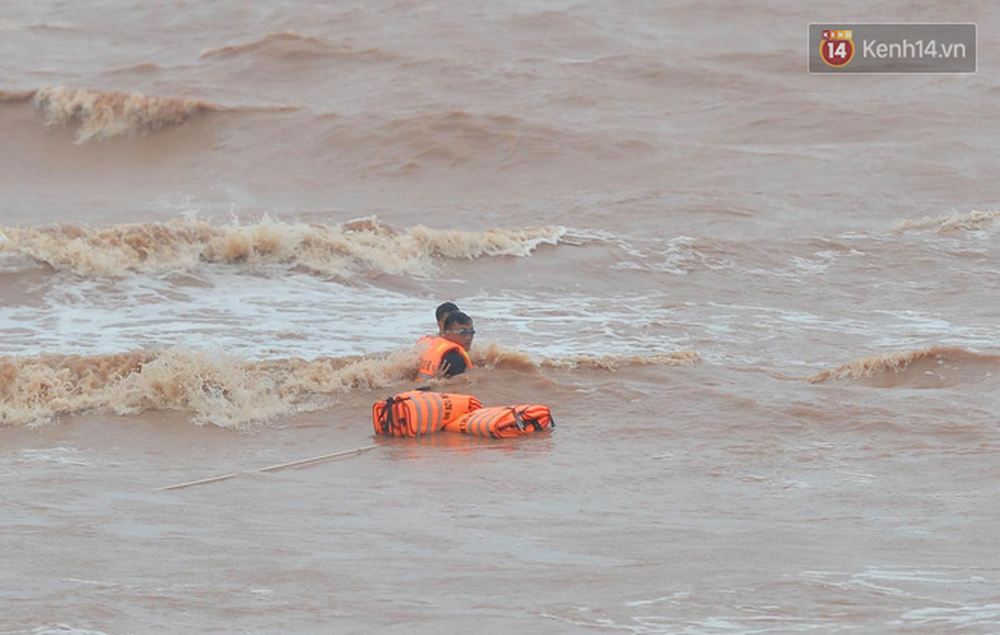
[417,334,442,349]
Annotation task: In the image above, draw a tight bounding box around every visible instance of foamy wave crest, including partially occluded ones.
[894,210,999,233]
[0,348,422,428]
[541,350,701,370]
[0,216,566,277]
[2,345,701,427]
[807,346,999,389]
[407,222,566,259]
[472,342,700,371]
[200,31,393,62]
[31,86,217,143]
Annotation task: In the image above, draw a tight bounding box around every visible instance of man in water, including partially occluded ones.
[433,301,460,337]
[417,311,475,380]
[418,301,460,345]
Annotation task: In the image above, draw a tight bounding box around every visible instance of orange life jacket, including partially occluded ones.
[372,390,482,437]
[416,336,474,380]
[442,404,554,438]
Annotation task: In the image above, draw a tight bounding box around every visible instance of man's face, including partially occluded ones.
[443,322,475,349]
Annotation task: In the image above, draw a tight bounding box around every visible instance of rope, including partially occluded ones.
[153,443,379,492]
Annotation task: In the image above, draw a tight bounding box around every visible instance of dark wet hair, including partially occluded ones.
[443,311,472,330]
[435,302,460,322]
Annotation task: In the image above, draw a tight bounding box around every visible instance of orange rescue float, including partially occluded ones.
[372,390,482,437]
[442,404,554,438]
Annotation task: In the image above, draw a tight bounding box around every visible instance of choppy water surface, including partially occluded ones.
[2,1,999,632]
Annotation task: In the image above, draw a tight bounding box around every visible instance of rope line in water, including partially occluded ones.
[153,443,379,491]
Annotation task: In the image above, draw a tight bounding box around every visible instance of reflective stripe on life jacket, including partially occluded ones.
[416,336,474,380]
[442,404,554,438]
[372,390,482,437]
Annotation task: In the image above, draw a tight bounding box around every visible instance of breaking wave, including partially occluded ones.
[540,350,701,370]
[894,210,999,233]
[472,342,700,371]
[30,86,221,143]
[0,216,567,278]
[0,348,421,428]
[1,344,699,428]
[807,346,999,389]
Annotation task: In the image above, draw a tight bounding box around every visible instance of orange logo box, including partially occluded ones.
[822,30,853,40]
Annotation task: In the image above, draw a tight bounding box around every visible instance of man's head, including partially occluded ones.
[442,311,475,349]
[435,302,460,334]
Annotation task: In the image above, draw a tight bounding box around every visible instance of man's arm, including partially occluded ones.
[439,350,468,377]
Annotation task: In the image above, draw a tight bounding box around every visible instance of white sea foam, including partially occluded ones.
[894,603,1000,628]
[16,627,111,635]
[15,448,91,466]
[0,268,429,359]
[0,270,695,359]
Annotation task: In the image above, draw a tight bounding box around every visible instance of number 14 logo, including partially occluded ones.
[821,38,855,67]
